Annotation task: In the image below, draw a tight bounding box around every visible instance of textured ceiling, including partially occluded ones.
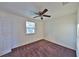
[0,2,78,19]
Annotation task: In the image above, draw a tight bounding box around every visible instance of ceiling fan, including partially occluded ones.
[33,9,51,20]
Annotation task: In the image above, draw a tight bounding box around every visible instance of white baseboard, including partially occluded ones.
[0,49,11,56]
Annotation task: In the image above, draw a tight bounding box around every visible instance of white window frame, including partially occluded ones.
[26,21,36,34]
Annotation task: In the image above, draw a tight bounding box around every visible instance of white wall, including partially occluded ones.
[77,8,79,57]
[0,10,44,56]
[45,13,77,50]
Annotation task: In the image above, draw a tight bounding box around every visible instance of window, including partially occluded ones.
[26,21,35,34]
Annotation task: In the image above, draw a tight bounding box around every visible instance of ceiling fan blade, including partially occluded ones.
[43,15,51,17]
[41,9,48,15]
[33,16,39,18]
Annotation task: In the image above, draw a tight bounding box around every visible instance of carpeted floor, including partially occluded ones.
[1,39,76,57]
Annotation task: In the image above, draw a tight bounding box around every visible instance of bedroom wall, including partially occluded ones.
[45,13,77,50]
[0,10,44,56]
[77,7,79,57]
